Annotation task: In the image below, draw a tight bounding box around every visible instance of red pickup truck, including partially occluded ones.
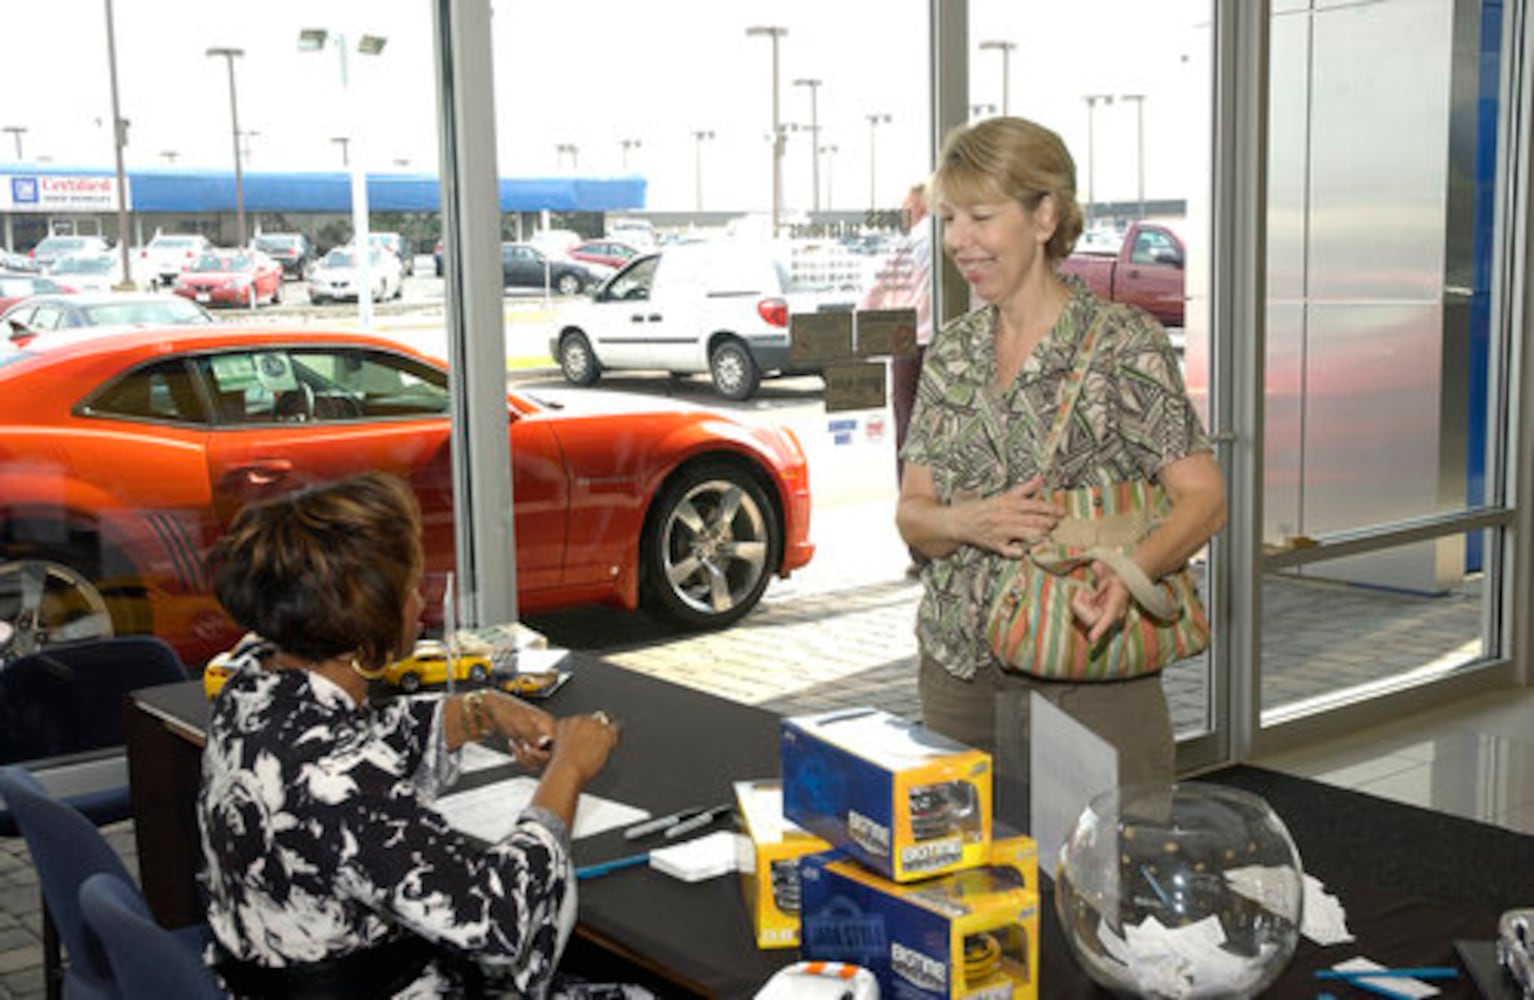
[1058,221,1185,329]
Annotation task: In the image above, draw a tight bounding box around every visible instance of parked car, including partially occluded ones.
[0,248,38,272]
[567,239,641,270]
[3,292,213,341]
[0,325,815,666]
[30,235,111,273]
[502,242,607,296]
[252,233,315,280]
[135,232,215,288]
[0,273,66,311]
[367,231,414,276]
[47,252,130,294]
[1057,220,1186,328]
[550,242,848,400]
[171,250,284,308]
[307,246,403,304]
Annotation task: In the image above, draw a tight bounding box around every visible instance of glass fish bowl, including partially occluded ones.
[1055,782,1304,999]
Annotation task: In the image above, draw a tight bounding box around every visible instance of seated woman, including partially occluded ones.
[198,471,618,997]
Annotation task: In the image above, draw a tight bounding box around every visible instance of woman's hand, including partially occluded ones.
[971,475,1065,558]
[484,693,556,769]
[1071,560,1132,642]
[546,713,620,784]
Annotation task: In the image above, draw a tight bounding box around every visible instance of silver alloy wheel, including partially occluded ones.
[0,559,115,659]
[559,332,599,385]
[556,273,582,296]
[657,476,771,618]
[709,340,759,401]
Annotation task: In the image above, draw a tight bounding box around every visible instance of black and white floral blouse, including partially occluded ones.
[197,635,575,998]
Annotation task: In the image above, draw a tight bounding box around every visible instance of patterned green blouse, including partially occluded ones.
[900,276,1210,680]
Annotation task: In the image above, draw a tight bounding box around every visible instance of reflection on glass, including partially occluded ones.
[1260,534,1487,725]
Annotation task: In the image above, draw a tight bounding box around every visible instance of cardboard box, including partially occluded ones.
[781,708,992,882]
[733,779,834,949]
[799,849,1039,999]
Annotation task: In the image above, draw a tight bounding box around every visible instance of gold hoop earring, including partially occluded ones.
[350,654,387,681]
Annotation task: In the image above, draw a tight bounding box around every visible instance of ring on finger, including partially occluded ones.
[592,710,612,727]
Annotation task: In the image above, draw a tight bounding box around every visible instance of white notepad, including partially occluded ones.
[436,775,649,842]
[648,830,740,882]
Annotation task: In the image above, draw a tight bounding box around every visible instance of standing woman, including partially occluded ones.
[896,117,1225,786]
[199,471,618,997]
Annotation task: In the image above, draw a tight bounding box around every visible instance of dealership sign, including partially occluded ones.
[1,174,132,212]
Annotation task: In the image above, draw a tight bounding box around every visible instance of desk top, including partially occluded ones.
[131,663,1533,999]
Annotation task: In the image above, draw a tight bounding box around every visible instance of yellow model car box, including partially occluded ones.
[733,779,833,949]
[799,844,1039,1000]
[781,708,992,882]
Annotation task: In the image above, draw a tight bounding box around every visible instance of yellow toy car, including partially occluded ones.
[380,640,492,693]
[203,637,493,698]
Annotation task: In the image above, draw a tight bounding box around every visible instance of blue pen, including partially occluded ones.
[575,853,650,879]
[1314,967,1459,981]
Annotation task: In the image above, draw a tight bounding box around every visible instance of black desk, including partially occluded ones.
[125,662,1531,999]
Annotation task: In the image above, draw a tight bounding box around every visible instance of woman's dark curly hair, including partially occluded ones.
[208,472,423,670]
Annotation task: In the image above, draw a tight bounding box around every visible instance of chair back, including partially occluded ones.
[0,765,132,998]
[0,635,190,763]
[79,872,225,999]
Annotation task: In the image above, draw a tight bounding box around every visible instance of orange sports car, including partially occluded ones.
[0,325,814,667]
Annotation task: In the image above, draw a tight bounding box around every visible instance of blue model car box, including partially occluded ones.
[781,708,992,882]
[733,779,834,949]
[798,844,1039,999]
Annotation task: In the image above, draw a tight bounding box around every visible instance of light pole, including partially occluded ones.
[301,27,387,327]
[619,137,641,171]
[745,25,787,236]
[1083,93,1115,226]
[691,129,714,212]
[978,39,1017,115]
[206,47,247,247]
[866,112,891,212]
[793,77,822,214]
[104,0,132,289]
[1120,93,1147,218]
[819,143,838,211]
[330,136,351,166]
[2,126,26,161]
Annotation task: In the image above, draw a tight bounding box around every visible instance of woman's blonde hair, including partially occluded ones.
[929,116,1085,262]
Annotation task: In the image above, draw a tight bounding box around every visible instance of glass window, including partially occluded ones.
[87,359,204,424]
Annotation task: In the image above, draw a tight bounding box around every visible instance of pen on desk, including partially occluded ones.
[664,804,732,839]
[575,853,650,879]
[623,808,696,840]
[1314,967,1460,981]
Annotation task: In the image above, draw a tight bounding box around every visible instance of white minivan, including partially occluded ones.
[549,241,848,401]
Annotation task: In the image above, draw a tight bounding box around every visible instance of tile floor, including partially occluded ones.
[1252,684,1534,834]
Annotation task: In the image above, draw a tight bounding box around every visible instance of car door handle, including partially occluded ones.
[235,460,294,487]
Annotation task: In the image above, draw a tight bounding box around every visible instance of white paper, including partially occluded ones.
[1299,873,1354,945]
[648,830,741,882]
[458,742,514,774]
[516,647,572,673]
[1029,692,1118,879]
[436,775,649,842]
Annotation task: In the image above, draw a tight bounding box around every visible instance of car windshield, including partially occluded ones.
[154,237,199,249]
[81,299,212,325]
[191,253,250,272]
[256,237,297,251]
[53,256,113,274]
[323,250,356,267]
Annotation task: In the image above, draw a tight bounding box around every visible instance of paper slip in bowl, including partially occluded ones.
[649,830,740,882]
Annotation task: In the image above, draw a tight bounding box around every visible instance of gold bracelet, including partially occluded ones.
[462,690,489,741]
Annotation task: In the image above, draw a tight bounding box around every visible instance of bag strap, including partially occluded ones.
[1036,307,1109,482]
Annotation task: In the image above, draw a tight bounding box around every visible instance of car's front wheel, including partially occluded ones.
[397,671,422,693]
[0,551,119,659]
[556,272,583,296]
[709,339,761,401]
[640,462,781,630]
[558,331,601,386]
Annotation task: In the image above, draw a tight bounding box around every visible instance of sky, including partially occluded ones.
[2,0,1209,216]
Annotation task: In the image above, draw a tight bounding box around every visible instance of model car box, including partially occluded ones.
[733,779,834,949]
[798,844,1039,999]
[781,708,992,882]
